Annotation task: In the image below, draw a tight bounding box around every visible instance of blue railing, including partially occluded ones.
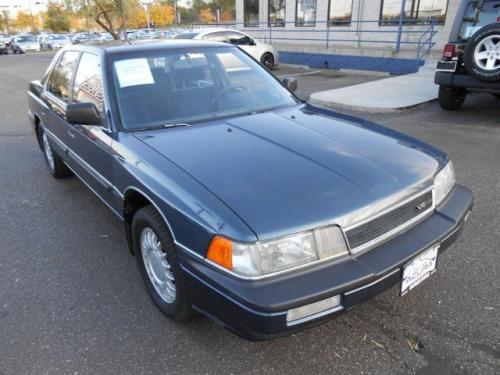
[192,19,439,60]
[416,21,438,60]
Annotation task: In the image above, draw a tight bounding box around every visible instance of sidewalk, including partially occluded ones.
[310,62,438,113]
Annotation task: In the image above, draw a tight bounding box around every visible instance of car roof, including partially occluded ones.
[183,28,243,36]
[66,39,232,54]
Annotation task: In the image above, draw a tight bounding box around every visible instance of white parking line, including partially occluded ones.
[276,70,322,78]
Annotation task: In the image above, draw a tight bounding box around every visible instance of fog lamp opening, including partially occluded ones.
[286,295,342,326]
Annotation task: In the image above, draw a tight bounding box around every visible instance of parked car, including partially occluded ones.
[0,39,8,54]
[40,34,72,50]
[435,0,500,110]
[174,28,279,69]
[97,32,114,42]
[10,35,40,53]
[28,41,472,340]
[0,33,12,46]
[71,32,101,44]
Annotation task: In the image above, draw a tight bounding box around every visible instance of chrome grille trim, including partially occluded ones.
[345,187,435,254]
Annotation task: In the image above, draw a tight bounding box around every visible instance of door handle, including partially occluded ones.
[68,130,75,139]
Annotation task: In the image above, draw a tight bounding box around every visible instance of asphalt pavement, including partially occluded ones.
[0,51,499,375]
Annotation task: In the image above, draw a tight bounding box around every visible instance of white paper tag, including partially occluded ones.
[114,58,155,88]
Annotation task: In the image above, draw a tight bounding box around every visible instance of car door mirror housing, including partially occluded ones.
[282,77,298,93]
[66,102,101,125]
[249,38,256,46]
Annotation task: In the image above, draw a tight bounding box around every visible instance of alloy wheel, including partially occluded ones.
[474,35,500,71]
[42,132,55,171]
[140,227,176,303]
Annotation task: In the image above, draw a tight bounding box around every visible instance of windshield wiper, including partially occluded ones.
[131,123,190,132]
[162,123,190,129]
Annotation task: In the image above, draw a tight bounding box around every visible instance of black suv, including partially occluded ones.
[435,0,500,110]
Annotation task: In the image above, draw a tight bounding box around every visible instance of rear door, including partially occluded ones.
[66,52,122,214]
[41,50,80,159]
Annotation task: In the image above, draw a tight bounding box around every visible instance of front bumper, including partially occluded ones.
[179,185,473,340]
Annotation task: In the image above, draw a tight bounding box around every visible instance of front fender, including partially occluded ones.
[113,133,257,257]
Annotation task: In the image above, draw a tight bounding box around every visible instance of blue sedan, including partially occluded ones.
[27,40,473,340]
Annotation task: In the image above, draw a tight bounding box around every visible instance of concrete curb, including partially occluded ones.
[310,96,436,114]
[310,63,439,113]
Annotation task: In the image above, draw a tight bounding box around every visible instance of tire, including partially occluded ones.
[438,86,466,111]
[38,127,72,178]
[261,53,274,70]
[464,23,500,82]
[132,206,193,322]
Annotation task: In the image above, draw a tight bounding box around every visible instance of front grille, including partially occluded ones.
[346,190,433,251]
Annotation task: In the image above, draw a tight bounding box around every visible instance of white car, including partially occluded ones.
[11,35,40,53]
[40,34,72,50]
[174,28,279,69]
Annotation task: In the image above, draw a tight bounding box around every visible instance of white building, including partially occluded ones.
[0,0,48,18]
[234,0,462,73]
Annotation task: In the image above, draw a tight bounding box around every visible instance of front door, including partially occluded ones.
[66,52,122,215]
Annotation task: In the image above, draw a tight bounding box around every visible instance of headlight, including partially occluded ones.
[206,226,348,278]
[434,161,455,206]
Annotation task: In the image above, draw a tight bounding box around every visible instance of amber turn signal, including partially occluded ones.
[206,236,233,270]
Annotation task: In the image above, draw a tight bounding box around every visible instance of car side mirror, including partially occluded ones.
[282,77,298,93]
[66,102,101,126]
[249,38,256,46]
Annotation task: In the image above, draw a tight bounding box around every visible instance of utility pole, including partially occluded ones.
[119,0,128,41]
[85,0,90,35]
[174,0,178,26]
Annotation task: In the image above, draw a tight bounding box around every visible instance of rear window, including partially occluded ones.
[173,32,199,39]
[459,1,500,41]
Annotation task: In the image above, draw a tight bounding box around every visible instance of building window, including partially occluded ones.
[268,0,286,27]
[329,0,353,26]
[380,0,448,25]
[244,0,259,27]
[296,0,317,27]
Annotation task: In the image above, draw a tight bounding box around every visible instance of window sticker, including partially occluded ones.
[114,58,155,88]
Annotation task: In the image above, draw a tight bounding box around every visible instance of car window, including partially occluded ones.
[72,52,104,114]
[202,32,227,42]
[225,32,253,46]
[47,51,80,102]
[17,36,37,43]
[459,1,500,41]
[111,46,297,130]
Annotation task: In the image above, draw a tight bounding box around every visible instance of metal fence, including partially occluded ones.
[192,19,438,61]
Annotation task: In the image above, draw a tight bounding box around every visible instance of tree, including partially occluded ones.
[0,12,6,34]
[198,7,213,23]
[71,0,126,39]
[12,11,40,32]
[44,2,71,32]
[150,3,175,27]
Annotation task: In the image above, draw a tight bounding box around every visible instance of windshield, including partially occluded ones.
[111,46,298,131]
[52,35,69,40]
[18,36,37,43]
[459,1,500,41]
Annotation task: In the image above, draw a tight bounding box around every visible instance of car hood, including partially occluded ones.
[135,104,444,239]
